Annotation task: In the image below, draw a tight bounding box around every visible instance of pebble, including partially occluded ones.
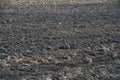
[83,57,92,64]
[75,67,82,74]
[112,52,118,58]
[58,44,70,50]
[89,50,96,56]
[96,45,110,54]
[43,76,52,80]
[22,78,26,80]
[6,19,13,23]
[101,45,110,53]
[101,70,107,76]
[111,43,117,50]
[46,77,52,80]
[59,22,62,25]
[71,52,78,58]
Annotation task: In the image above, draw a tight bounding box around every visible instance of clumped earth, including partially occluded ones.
[0,2,120,80]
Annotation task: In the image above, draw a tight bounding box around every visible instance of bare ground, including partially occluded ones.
[0,2,120,80]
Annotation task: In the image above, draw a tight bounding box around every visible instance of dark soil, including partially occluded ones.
[0,2,120,80]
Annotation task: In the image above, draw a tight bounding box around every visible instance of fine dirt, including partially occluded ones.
[0,1,120,80]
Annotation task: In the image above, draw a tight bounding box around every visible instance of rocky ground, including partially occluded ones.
[0,1,120,80]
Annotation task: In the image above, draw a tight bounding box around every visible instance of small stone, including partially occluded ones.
[89,69,95,75]
[112,52,118,58]
[101,70,106,76]
[96,45,110,54]
[46,47,52,50]
[83,57,92,64]
[6,18,13,23]
[66,72,72,79]
[72,52,78,57]
[7,56,11,61]
[111,43,117,50]
[89,50,96,56]
[59,22,62,25]
[22,78,26,80]
[48,56,52,60]
[75,67,82,74]
[45,76,52,80]
[26,50,31,53]
[58,44,70,50]
[101,45,110,53]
